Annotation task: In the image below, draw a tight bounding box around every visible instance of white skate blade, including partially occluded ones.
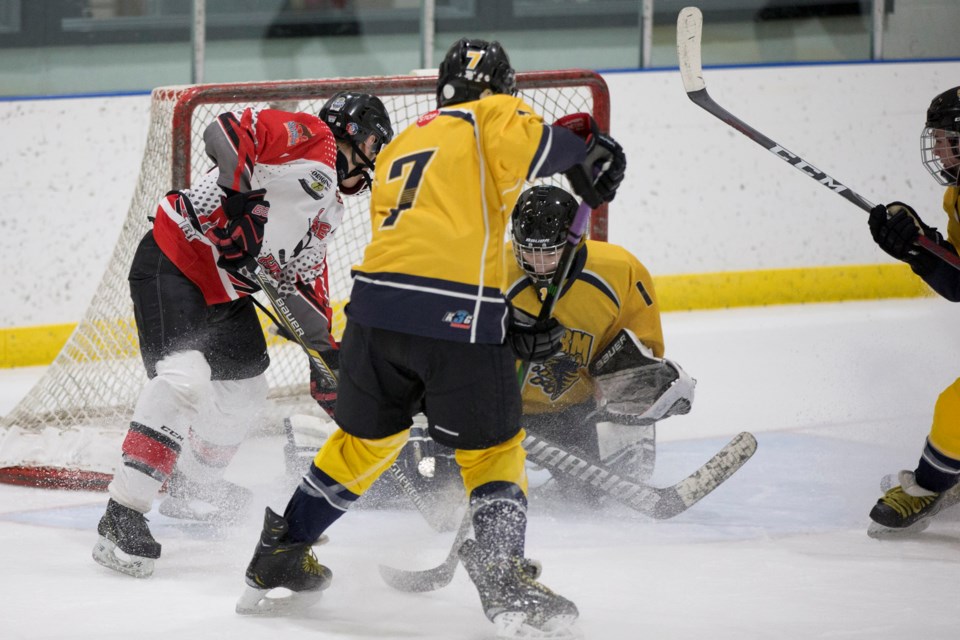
[867,518,932,540]
[235,584,322,616]
[492,612,583,639]
[92,535,155,578]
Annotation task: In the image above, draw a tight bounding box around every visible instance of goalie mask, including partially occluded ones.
[511,185,578,286]
[437,38,516,108]
[922,86,960,186]
[319,91,394,193]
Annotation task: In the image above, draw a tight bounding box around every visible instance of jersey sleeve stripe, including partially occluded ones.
[527,124,552,181]
[580,268,621,309]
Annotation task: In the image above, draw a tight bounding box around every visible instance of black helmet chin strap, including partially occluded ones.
[335,145,374,191]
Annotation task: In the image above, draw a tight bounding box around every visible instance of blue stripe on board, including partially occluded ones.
[0,89,151,103]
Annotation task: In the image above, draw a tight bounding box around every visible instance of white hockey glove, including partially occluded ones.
[590,328,696,426]
[282,413,337,478]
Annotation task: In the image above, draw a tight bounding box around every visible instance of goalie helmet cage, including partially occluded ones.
[0,70,610,490]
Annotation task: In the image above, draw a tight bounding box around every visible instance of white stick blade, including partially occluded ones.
[677,6,705,93]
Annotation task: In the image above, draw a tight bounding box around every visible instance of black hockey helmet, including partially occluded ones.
[437,38,516,108]
[319,91,394,191]
[922,86,960,186]
[511,185,578,284]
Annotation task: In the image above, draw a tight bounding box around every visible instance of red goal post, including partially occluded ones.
[0,70,610,490]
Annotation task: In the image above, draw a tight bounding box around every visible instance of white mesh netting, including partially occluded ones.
[0,71,609,487]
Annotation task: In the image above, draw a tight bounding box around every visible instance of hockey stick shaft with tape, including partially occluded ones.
[247,266,339,388]
[676,6,960,271]
[516,199,592,384]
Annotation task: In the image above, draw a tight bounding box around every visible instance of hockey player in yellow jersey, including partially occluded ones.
[507,185,695,500]
[866,86,960,537]
[237,38,627,638]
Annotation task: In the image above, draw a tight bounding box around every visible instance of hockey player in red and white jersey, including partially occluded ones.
[91,91,393,578]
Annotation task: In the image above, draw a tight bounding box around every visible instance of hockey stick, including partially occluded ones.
[524,430,757,520]
[676,6,960,272]
[380,430,757,592]
[249,265,452,531]
[378,506,473,592]
[517,199,593,383]
[246,266,338,389]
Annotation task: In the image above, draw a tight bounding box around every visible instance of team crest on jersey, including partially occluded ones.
[528,328,594,401]
[285,121,315,146]
[299,169,332,201]
[442,310,473,329]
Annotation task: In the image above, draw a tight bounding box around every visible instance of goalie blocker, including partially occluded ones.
[589,328,695,425]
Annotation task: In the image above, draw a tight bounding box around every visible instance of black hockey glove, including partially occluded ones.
[206,189,270,270]
[508,316,566,363]
[555,113,627,208]
[868,201,940,275]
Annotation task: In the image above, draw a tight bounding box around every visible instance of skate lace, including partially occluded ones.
[301,548,325,576]
[882,487,936,518]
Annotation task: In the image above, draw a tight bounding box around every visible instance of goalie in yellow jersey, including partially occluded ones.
[506,185,695,502]
[237,37,626,638]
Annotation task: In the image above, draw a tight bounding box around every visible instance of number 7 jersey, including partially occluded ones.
[348,94,550,344]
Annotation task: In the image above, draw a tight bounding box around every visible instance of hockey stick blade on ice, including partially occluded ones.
[378,431,756,593]
[676,6,960,272]
[379,431,758,593]
[378,508,472,592]
[524,431,757,519]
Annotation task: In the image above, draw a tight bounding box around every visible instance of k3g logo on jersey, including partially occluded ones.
[442,310,473,330]
[529,328,594,401]
[299,169,333,201]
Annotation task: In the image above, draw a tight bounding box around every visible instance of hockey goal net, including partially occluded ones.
[0,70,610,490]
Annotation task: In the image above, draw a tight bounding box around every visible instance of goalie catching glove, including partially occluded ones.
[554,112,626,208]
[204,188,270,270]
[589,328,695,425]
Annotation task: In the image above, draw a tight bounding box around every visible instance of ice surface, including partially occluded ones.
[2,299,958,639]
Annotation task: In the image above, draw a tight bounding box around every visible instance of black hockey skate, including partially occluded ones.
[459,538,579,639]
[236,507,332,615]
[159,468,253,523]
[92,499,161,578]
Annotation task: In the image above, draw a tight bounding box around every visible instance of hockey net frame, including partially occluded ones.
[0,70,610,490]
